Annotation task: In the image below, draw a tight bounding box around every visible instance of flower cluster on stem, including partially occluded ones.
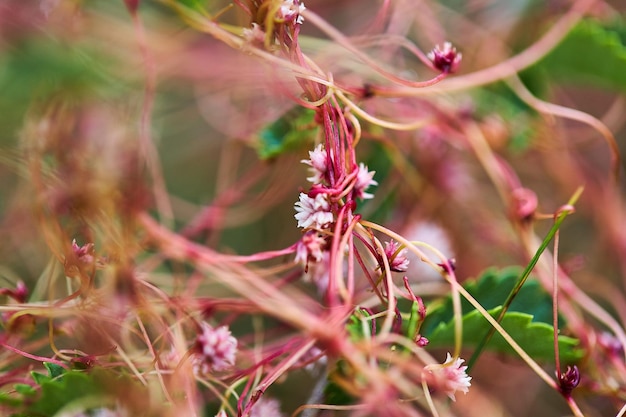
[294,144,377,232]
[193,323,238,374]
[425,352,472,401]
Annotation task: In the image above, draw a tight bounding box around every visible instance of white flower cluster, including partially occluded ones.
[278,0,306,24]
[294,144,377,232]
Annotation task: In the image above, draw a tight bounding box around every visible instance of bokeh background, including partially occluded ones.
[1,1,626,416]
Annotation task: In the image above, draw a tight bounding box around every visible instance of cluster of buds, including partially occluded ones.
[427,42,462,74]
[193,322,238,375]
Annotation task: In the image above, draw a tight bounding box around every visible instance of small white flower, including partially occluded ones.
[353,163,377,200]
[294,193,333,229]
[215,411,228,417]
[193,323,237,374]
[250,398,285,417]
[301,144,327,184]
[427,352,472,401]
[278,0,306,24]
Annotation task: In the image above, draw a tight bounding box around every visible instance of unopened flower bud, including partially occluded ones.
[558,365,580,396]
[428,42,462,73]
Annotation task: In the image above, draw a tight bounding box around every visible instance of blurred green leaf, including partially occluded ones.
[0,40,115,102]
[18,367,150,416]
[13,385,35,396]
[174,0,208,14]
[0,391,22,407]
[0,37,121,144]
[27,371,100,416]
[346,307,372,341]
[529,19,626,91]
[471,83,539,152]
[324,361,357,406]
[256,108,317,159]
[360,142,395,220]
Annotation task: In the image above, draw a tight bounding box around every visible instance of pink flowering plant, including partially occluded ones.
[1,1,626,417]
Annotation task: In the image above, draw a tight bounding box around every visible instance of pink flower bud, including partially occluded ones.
[427,42,462,74]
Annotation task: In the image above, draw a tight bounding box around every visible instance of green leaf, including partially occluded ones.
[27,371,100,416]
[346,308,372,341]
[423,266,557,335]
[0,40,117,102]
[29,372,50,386]
[13,384,35,396]
[324,361,357,406]
[405,301,420,341]
[43,362,66,379]
[0,37,122,143]
[426,307,584,364]
[360,142,395,219]
[529,19,626,92]
[471,84,539,152]
[0,391,22,407]
[256,108,316,159]
[23,368,151,416]
[174,0,208,14]
[422,266,583,363]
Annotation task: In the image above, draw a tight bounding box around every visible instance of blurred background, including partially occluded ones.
[0,1,625,416]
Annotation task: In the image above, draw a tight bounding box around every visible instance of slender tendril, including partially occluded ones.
[468,187,584,370]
